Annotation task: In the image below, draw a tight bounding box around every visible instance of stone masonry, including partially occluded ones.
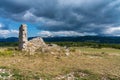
[18,24,47,52]
[19,24,28,51]
[18,24,69,55]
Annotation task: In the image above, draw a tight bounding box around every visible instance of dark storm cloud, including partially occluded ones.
[0,1,29,15]
[0,0,120,36]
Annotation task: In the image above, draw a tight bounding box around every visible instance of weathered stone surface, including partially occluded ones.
[18,24,68,55]
[19,24,47,53]
[18,24,48,53]
[19,24,28,51]
[26,37,47,54]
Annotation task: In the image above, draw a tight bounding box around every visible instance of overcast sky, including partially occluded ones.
[0,0,120,37]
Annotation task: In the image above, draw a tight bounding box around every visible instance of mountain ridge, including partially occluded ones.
[0,36,120,44]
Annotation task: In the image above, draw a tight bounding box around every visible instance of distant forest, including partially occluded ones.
[1,36,120,49]
[1,41,120,50]
[1,36,120,44]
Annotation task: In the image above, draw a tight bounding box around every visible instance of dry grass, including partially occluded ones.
[0,47,120,80]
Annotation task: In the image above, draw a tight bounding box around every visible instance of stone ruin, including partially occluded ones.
[19,24,47,52]
[18,24,68,55]
[19,24,28,51]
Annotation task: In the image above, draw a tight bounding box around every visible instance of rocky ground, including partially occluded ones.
[0,47,120,80]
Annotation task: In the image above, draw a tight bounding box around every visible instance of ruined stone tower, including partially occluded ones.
[18,24,64,54]
[19,24,28,51]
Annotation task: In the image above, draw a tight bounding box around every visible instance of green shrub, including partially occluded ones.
[47,42,120,49]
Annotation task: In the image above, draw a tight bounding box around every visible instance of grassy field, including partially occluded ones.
[0,47,120,80]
